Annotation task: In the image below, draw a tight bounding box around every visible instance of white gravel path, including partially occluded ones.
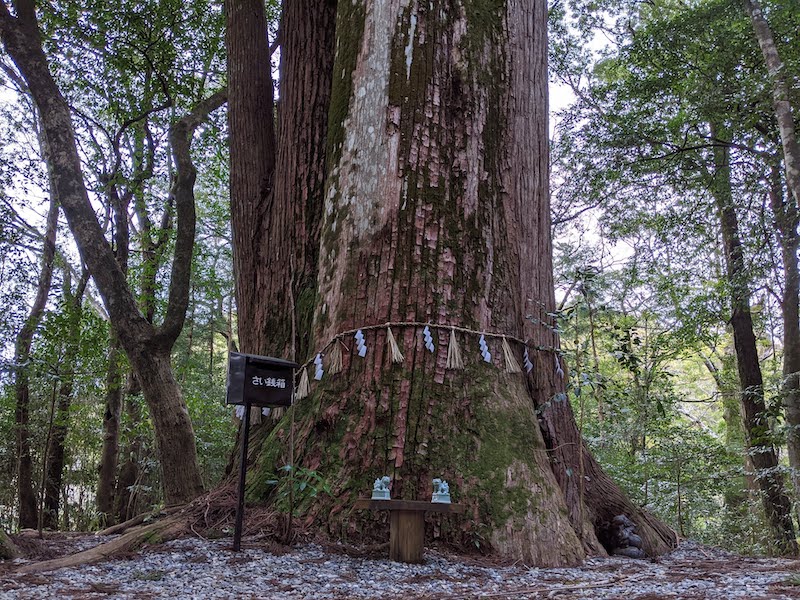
[1,538,799,599]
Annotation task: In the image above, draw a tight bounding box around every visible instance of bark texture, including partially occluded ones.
[226,0,278,355]
[272,0,338,360]
[711,123,797,555]
[244,0,620,566]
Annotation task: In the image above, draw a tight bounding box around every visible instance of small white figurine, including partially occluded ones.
[371,476,391,500]
[432,478,451,503]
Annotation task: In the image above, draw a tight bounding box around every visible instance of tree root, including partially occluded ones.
[0,528,19,560]
[96,506,183,537]
[16,516,185,574]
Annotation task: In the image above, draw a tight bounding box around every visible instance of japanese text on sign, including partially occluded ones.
[251,376,287,389]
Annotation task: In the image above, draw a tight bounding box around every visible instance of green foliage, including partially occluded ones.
[262,465,333,517]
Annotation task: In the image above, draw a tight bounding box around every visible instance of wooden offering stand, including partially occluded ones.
[353,499,465,563]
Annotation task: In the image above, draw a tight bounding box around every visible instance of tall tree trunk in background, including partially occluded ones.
[234,0,674,564]
[746,0,800,518]
[0,0,228,506]
[744,0,800,208]
[97,338,123,523]
[14,196,58,529]
[711,122,797,555]
[114,391,145,523]
[226,0,278,356]
[272,0,337,361]
[767,162,800,507]
[42,268,88,530]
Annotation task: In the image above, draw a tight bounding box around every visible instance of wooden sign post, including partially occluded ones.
[226,352,298,551]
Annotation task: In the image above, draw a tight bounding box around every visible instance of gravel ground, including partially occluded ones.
[1,537,799,599]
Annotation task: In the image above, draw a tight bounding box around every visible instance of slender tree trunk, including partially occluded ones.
[98,175,132,524]
[97,338,123,524]
[744,0,800,208]
[767,162,800,507]
[42,268,87,530]
[14,196,58,529]
[711,122,797,555]
[746,0,800,516]
[115,391,144,523]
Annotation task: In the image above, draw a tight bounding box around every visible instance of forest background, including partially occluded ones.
[0,0,797,557]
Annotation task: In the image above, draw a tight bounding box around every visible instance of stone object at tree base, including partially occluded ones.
[371,476,391,500]
[610,514,646,559]
[431,478,451,503]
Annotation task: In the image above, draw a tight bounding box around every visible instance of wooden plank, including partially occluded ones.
[389,510,425,563]
[353,499,465,513]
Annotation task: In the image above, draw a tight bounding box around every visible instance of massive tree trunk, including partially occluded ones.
[0,0,225,506]
[232,0,674,565]
[711,123,797,555]
[14,195,58,529]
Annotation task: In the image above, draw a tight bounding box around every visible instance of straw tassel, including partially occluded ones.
[295,367,310,400]
[446,328,464,370]
[328,341,343,375]
[554,353,565,379]
[502,337,522,373]
[386,326,405,363]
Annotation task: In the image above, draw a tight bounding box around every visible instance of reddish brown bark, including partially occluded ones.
[226,0,278,355]
[272,0,337,360]
[242,0,604,566]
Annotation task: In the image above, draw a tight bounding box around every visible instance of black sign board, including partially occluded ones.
[226,352,298,408]
[228,351,299,552]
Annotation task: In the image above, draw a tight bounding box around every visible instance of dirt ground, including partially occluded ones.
[1,533,800,599]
